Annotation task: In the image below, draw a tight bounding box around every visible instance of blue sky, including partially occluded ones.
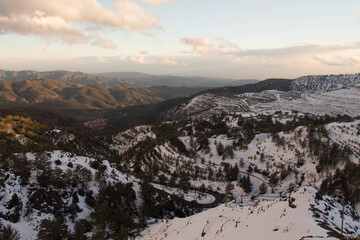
[0,0,360,79]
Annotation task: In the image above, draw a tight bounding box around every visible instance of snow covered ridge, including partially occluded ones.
[173,85,360,119]
[291,73,360,92]
[137,187,360,240]
[167,73,360,120]
[110,125,155,155]
[0,150,140,240]
[254,87,360,117]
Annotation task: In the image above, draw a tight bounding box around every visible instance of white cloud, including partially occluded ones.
[137,0,173,4]
[0,11,86,44]
[215,37,239,49]
[130,56,156,64]
[112,0,159,30]
[137,0,264,5]
[0,0,159,47]
[182,37,360,66]
[91,35,116,49]
[224,43,360,68]
[181,36,360,71]
[161,58,178,65]
[232,56,249,63]
[313,55,360,66]
[182,37,240,54]
[181,37,217,54]
[97,56,107,63]
[229,42,360,58]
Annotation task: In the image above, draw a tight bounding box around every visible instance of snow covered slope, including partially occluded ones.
[326,120,360,160]
[254,87,360,117]
[173,85,360,119]
[110,125,155,154]
[137,187,360,240]
[171,73,360,119]
[291,74,360,92]
[0,150,140,240]
[2,73,360,239]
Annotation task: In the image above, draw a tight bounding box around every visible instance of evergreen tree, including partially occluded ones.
[225,182,234,200]
[216,142,225,156]
[223,146,234,159]
[241,175,252,194]
[38,218,69,240]
[0,225,20,240]
[196,133,209,152]
[227,164,239,181]
[69,220,87,240]
[178,171,191,191]
[114,226,128,240]
[90,226,106,240]
[259,182,268,194]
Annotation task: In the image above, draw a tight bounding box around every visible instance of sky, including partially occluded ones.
[0,0,360,79]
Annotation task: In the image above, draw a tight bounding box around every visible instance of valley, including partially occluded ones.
[1,0,359,239]
[0,73,359,239]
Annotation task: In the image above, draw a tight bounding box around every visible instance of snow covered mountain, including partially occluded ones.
[110,113,360,239]
[1,73,360,239]
[170,73,360,120]
[0,151,140,240]
[137,187,360,240]
[291,73,360,92]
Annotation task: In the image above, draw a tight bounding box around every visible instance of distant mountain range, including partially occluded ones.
[105,73,360,131]
[0,69,129,87]
[1,71,359,131]
[203,73,360,95]
[96,72,259,88]
[0,78,204,109]
[0,70,259,88]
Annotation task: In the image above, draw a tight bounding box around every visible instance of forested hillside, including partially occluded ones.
[0,73,360,239]
[0,79,202,109]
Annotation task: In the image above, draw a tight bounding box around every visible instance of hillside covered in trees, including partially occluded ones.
[0,74,360,239]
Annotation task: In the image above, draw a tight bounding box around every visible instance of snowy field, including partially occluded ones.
[255,87,360,117]
[175,85,360,119]
[137,187,360,240]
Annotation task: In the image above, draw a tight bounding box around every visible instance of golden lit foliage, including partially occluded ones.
[0,115,44,137]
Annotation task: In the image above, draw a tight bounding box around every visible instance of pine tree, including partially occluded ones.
[0,225,20,240]
[90,226,106,240]
[259,182,267,194]
[216,142,224,156]
[69,220,87,240]
[225,182,234,200]
[241,175,252,194]
[38,218,69,240]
